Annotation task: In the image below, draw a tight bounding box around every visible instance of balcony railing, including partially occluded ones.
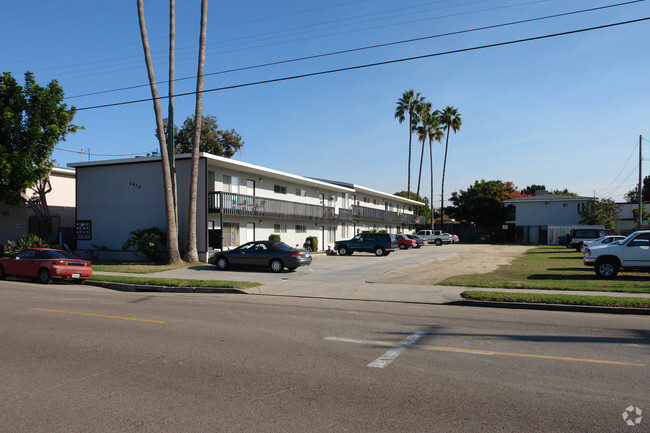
[208,192,418,225]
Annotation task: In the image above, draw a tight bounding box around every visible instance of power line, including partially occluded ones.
[66,0,642,100]
[75,16,650,111]
[595,141,639,195]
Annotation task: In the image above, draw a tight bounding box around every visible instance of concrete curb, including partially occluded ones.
[452,300,650,315]
[86,280,247,294]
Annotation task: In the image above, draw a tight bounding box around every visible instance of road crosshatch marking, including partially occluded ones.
[33,308,166,324]
[324,336,646,368]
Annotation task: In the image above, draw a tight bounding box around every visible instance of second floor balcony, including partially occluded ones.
[208,192,420,225]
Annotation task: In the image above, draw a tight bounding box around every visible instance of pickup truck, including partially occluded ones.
[583,230,650,278]
[415,230,451,246]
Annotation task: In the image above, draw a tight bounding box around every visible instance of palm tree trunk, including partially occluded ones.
[416,136,425,202]
[440,126,450,229]
[429,136,434,229]
[407,112,412,199]
[184,0,208,262]
[137,0,181,263]
[168,0,177,228]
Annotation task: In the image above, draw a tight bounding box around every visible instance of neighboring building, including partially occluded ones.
[0,167,76,246]
[504,190,596,244]
[70,153,424,261]
[615,202,650,233]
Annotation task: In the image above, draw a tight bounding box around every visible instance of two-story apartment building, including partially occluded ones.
[503,191,596,244]
[70,153,423,261]
[0,167,76,245]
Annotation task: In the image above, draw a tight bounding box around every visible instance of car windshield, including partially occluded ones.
[42,250,81,260]
[273,242,294,250]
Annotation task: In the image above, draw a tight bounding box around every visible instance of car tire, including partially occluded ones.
[595,259,619,278]
[270,259,283,273]
[435,239,443,246]
[0,265,5,280]
[38,268,51,284]
[374,247,385,256]
[215,257,228,270]
[338,247,348,256]
[399,244,406,250]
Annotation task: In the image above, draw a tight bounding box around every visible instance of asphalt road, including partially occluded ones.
[1,280,648,432]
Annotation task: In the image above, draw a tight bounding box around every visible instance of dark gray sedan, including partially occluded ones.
[210,241,312,272]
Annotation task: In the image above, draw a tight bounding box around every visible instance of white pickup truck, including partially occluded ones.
[583,230,650,278]
[415,229,452,246]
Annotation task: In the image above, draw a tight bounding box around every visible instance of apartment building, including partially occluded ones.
[70,153,423,261]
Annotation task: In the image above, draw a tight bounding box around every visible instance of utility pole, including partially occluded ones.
[639,135,643,230]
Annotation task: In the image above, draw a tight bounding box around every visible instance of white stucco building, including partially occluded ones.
[70,153,424,261]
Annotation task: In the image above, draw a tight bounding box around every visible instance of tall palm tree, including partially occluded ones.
[395,90,424,200]
[137,0,181,263]
[184,0,208,262]
[439,106,462,229]
[415,101,432,203]
[168,0,177,227]
[427,110,443,228]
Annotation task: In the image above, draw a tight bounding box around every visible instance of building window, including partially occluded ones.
[76,220,92,240]
[222,222,240,247]
[274,185,287,194]
[223,175,232,192]
[296,188,307,197]
[295,225,306,233]
[363,197,369,203]
[373,199,378,205]
[274,224,287,233]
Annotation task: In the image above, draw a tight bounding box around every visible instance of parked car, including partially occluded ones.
[210,241,311,272]
[580,235,625,252]
[583,230,650,278]
[405,234,427,248]
[395,234,417,250]
[445,233,459,243]
[0,248,93,284]
[335,232,397,256]
[566,228,611,251]
[415,230,451,246]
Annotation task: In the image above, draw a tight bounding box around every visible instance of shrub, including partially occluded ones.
[305,236,318,252]
[4,234,51,256]
[268,234,281,242]
[122,227,166,262]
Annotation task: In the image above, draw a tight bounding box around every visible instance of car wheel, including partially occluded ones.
[0,265,5,280]
[38,268,51,284]
[595,259,619,278]
[435,239,442,246]
[270,259,283,272]
[338,247,348,256]
[399,244,406,250]
[374,247,385,256]
[216,257,228,270]
[415,245,421,248]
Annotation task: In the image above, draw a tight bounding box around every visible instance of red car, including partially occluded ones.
[0,248,93,284]
[394,234,417,250]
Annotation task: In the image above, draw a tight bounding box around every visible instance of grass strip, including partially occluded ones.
[440,246,650,293]
[91,261,195,274]
[89,274,260,289]
[462,290,650,308]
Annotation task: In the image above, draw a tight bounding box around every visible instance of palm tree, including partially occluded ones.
[439,106,462,229]
[168,0,177,227]
[395,90,424,199]
[184,0,208,262]
[137,0,181,263]
[415,101,432,203]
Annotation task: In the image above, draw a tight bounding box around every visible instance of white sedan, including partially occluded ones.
[580,235,625,252]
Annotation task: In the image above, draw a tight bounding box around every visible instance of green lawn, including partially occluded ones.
[462,290,650,308]
[91,261,195,274]
[89,274,259,289]
[440,246,650,293]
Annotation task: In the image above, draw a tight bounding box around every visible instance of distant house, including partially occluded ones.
[503,190,597,244]
[0,167,76,246]
[69,153,424,261]
[615,202,650,233]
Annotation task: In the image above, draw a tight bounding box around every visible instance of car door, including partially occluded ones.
[11,249,39,277]
[229,243,255,266]
[348,234,364,251]
[361,234,376,252]
[622,233,650,267]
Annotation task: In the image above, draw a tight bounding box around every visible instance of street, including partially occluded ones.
[1,279,647,432]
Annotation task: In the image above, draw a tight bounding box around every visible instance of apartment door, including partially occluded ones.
[246,179,255,196]
[246,222,255,243]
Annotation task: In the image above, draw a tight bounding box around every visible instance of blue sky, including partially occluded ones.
[4,0,649,207]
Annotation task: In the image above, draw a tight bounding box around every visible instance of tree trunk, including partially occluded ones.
[440,126,450,230]
[137,0,181,264]
[429,136,434,229]
[416,136,425,202]
[168,0,177,228]
[407,112,412,199]
[184,0,208,262]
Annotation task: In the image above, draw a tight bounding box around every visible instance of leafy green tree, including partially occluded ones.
[162,115,243,158]
[448,180,514,229]
[550,189,577,196]
[0,72,81,237]
[578,198,620,230]
[438,106,462,228]
[395,90,425,200]
[624,175,650,203]
[521,185,546,195]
